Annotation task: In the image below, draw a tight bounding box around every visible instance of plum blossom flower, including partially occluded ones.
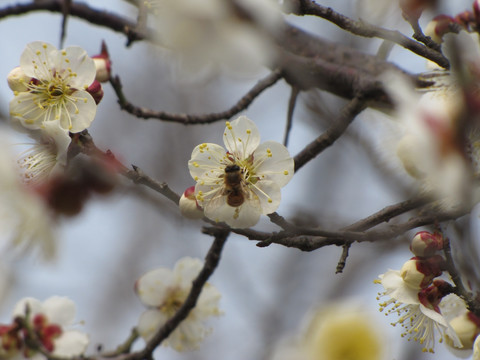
[269,300,386,360]
[135,257,222,351]
[375,270,462,353]
[147,0,282,73]
[0,296,88,359]
[0,136,56,259]
[9,41,97,133]
[188,116,294,228]
[18,122,71,185]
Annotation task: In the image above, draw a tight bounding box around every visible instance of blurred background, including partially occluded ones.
[0,1,476,359]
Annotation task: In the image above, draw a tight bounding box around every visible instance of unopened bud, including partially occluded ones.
[446,312,480,349]
[179,186,204,219]
[455,10,475,28]
[474,0,480,23]
[86,80,104,105]
[92,41,112,83]
[400,0,437,20]
[417,279,453,312]
[400,256,444,289]
[7,66,29,92]
[424,15,455,44]
[410,231,444,257]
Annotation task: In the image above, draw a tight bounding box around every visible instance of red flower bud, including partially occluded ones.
[86,80,104,105]
[410,231,444,257]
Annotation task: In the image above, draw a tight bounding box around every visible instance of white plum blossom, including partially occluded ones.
[147,0,282,73]
[188,116,294,228]
[0,296,89,359]
[135,257,222,351]
[18,121,71,185]
[0,135,56,259]
[375,269,463,353]
[9,41,97,133]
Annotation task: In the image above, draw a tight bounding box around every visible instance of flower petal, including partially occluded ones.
[250,179,281,214]
[137,309,166,342]
[42,296,76,326]
[173,257,203,287]
[53,330,89,357]
[20,41,57,79]
[204,193,261,228]
[136,268,174,307]
[223,116,260,159]
[380,270,419,304]
[58,46,96,89]
[188,143,226,180]
[63,90,97,133]
[12,297,42,317]
[253,141,294,187]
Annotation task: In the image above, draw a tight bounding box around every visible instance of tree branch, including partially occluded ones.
[109,70,283,124]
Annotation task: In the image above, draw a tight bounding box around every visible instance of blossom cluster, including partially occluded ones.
[0,296,88,359]
[8,41,111,185]
[376,231,480,355]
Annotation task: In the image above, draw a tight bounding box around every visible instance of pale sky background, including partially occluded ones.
[0,1,477,360]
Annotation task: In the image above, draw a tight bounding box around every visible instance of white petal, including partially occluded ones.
[473,335,480,360]
[419,304,448,327]
[223,116,260,159]
[137,309,166,342]
[9,92,47,130]
[12,297,42,317]
[381,270,419,304]
[20,41,57,79]
[189,143,226,180]
[63,90,97,133]
[173,257,203,286]
[53,330,89,357]
[42,296,76,326]
[204,195,261,228]
[253,141,294,187]
[251,179,281,214]
[59,46,96,89]
[136,268,174,307]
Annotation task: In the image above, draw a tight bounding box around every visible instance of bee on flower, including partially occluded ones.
[188,116,294,228]
[8,41,98,133]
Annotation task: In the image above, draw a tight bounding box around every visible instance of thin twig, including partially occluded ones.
[285,0,449,68]
[294,97,366,171]
[109,70,283,124]
[283,86,299,146]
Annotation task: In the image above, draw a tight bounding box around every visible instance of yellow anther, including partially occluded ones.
[246,129,251,134]
[268,198,272,203]
[62,50,67,56]
[284,170,289,175]
[36,51,41,55]
[42,44,47,49]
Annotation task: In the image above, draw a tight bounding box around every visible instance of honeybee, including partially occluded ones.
[223,164,245,207]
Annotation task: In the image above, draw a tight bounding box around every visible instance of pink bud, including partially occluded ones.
[92,41,112,83]
[7,66,29,92]
[417,279,452,312]
[179,186,204,219]
[424,15,455,44]
[410,231,444,257]
[454,10,475,28]
[86,80,104,105]
[474,0,480,22]
[400,256,445,289]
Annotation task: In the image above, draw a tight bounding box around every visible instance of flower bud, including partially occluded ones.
[400,256,444,289]
[92,41,112,83]
[400,0,437,20]
[424,15,455,44]
[455,10,474,29]
[410,231,444,257]
[179,186,204,219]
[417,279,453,312]
[86,80,104,105]
[446,312,480,349]
[474,0,480,23]
[7,66,29,92]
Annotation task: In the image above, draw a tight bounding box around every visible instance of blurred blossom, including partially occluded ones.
[0,134,56,260]
[8,41,97,133]
[0,296,89,359]
[135,257,222,351]
[383,70,478,208]
[270,300,386,360]
[147,0,283,74]
[188,116,294,228]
